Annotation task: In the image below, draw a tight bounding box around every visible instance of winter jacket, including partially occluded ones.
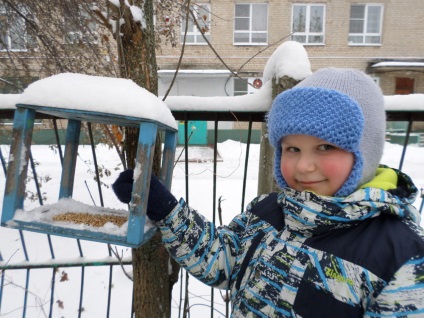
[157,167,424,317]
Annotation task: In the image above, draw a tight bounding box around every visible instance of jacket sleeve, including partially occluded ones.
[156,199,250,289]
[364,254,424,317]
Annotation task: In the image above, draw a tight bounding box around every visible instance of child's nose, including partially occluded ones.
[296,154,316,172]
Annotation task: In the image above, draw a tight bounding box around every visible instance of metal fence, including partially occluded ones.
[0,109,423,317]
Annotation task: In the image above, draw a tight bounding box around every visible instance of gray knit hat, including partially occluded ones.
[267,68,386,196]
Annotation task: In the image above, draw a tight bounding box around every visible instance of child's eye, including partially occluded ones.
[318,144,335,151]
[286,146,300,152]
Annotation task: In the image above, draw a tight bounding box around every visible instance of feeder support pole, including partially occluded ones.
[2,108,35,223]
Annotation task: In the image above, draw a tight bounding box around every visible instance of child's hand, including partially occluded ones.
[147,174,178,221]
[112,169,178,221]
[112,169,134,204]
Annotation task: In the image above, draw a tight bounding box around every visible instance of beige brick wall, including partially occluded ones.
[158,0,424,94]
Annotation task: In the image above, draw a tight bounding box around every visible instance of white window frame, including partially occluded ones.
[291,4,325,45]
[0,4,30,51]
[234,3,268,45]
[348,4,384,46]
[233,77,262,96]
[181,3,211,45]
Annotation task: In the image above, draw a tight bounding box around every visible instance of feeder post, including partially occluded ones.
[127,122,158,245]
[1,108,35,223]
[58,119,81,199]
[160,130,177,189]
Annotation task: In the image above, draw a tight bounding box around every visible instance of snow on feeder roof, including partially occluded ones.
[18,73,177,130]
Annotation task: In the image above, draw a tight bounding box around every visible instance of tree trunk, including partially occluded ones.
[118,0,179,316]
[257,76,301,195]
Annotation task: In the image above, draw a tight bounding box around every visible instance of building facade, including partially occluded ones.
[157,0,424,97]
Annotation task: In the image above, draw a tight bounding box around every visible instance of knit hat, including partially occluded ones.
[267,68,386,197]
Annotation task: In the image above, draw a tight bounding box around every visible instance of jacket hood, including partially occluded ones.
[278,167,420,236]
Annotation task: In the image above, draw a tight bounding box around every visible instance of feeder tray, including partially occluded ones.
[1,104,177,247]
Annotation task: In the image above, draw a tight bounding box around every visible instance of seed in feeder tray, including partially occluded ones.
[52,212,128,227]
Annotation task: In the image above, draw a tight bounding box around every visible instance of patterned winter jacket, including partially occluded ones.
[157,168,424,317]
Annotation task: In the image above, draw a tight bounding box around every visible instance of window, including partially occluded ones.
[64,5,97,44]
[348,4,383,45]
[181,4,210,45]
[0,3,35,51]
[234,3,268,45]
[291,4,325,44]
[233,77,262,96]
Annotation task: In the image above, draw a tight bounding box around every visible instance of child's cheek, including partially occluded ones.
[321,155,353,184]
[280,160,294,183]
[321,159,338,176]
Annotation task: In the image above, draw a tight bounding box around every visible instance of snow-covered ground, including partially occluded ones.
[0,140,423,317]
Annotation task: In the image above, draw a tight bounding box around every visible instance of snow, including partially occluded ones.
[158,69,231,75]
[262,40,312,83]
[129,5,146,29]
[372,61,424,68]
[385,94,424,111]
[3,90,424,112]
[164,80,273,111]
[0,93,19,109]
[17,73,177,129]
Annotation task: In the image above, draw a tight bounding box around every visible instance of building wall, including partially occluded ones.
[157,0,424,96]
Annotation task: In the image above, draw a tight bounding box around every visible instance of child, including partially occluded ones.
[113,68,424,317]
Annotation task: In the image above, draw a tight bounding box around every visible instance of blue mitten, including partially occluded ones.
[112,169,178,221]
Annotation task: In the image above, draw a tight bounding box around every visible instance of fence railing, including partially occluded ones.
[0,108,423,317]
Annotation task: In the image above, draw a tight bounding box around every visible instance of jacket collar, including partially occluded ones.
[278,167,420,236]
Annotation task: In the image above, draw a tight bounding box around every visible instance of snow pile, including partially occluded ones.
[0,94,19,109]
[373,61,424,68]
[17,73,177,129]
[385,94,424,111]
[262,40,312,83]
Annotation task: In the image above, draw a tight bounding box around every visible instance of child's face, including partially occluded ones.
[280,134,354,196]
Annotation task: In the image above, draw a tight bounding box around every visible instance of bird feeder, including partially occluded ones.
[1,73,177,247]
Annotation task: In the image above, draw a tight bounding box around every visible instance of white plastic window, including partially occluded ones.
[348,4,383,45]
[291,4,325,45]
[233,77,262,96]
[234,3,268,45]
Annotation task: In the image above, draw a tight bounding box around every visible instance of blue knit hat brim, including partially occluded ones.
[268,87,365,197]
